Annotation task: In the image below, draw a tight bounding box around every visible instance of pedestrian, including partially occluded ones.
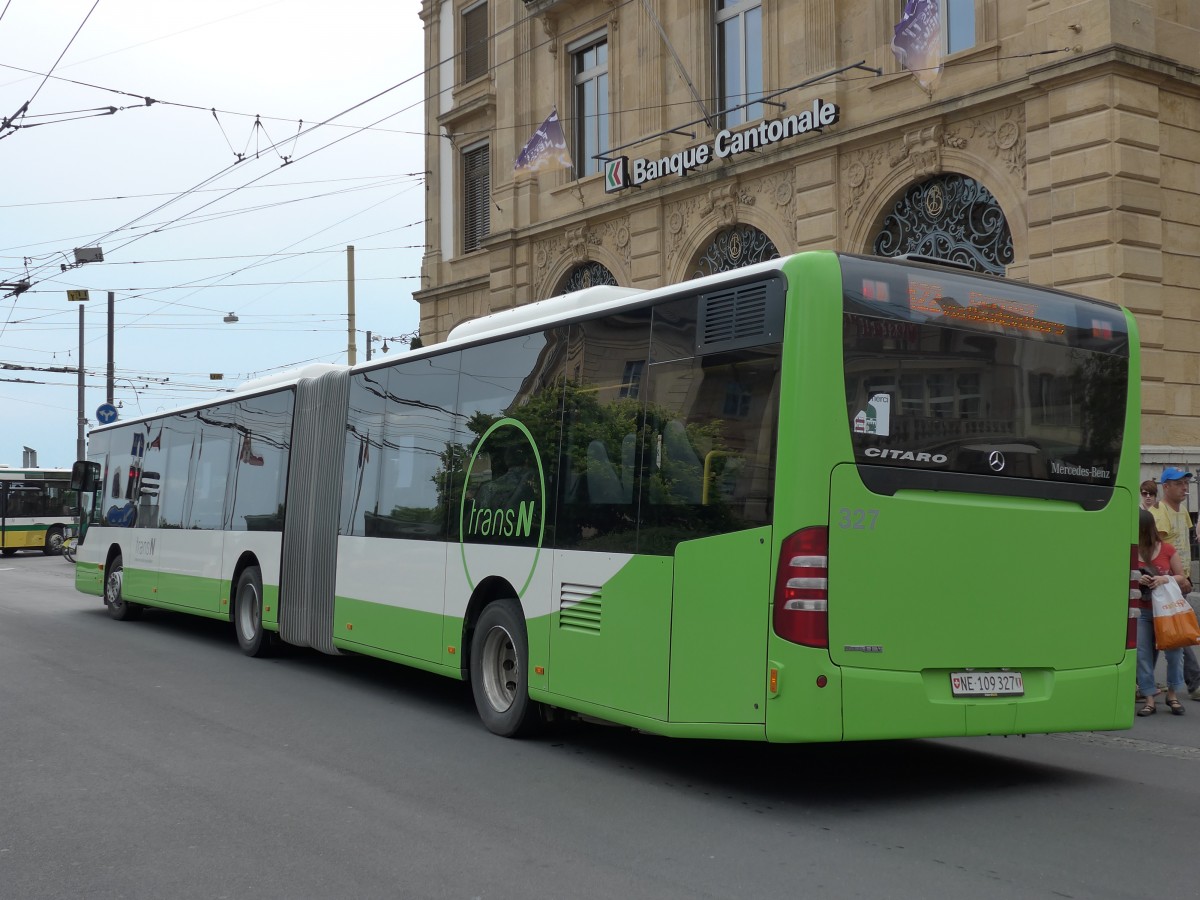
[1137,507,1191,716]
[1151,467,1200,699]
[1140,479,1159,511]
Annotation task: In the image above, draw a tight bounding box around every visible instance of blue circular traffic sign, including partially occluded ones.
[96,403,118,425]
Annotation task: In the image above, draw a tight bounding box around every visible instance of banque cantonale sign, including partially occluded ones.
[604,98,839,193]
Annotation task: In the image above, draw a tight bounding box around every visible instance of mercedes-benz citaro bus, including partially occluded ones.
[72,251,1139,741]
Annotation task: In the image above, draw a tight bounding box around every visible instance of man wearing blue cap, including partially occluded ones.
[1153,466,1200,699]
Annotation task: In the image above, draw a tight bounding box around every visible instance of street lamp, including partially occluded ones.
[224,312,239,323]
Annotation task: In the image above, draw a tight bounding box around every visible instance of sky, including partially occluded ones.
[0,0,427,468]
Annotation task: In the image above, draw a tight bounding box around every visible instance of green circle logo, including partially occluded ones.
[458,418,545,597]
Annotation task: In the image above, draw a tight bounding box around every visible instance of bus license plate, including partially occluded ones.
[950,671,1024,697]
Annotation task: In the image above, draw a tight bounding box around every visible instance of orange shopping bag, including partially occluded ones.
[1151,579,1200,650]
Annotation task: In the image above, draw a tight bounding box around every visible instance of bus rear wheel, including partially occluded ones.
[43,526,64,555]
[105,555,142,621]
[469,598,539,737]
[234,566,272,657]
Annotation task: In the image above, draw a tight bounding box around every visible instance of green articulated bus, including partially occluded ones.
[73,251,1140,741]
[1,467,76,555]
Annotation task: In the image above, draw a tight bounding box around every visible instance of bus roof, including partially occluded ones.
[0,467,71,480]
[445,285,645,344]
[85,253,803,437]
[232,363,346,395]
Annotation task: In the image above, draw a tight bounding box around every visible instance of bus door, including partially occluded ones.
[548,312,673,721]
[1,482,37,552]
[152,414,235,613]
[0,482,10,552]
[646,340,782,726]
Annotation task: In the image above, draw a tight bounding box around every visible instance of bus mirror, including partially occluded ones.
[70,460,102,493]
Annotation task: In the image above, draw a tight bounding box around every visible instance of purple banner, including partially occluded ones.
[891,0,943,91]
[514,108,573,175]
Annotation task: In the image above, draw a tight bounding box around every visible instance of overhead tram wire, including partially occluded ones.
[0,180,423,263]
[1,244,425,266]
[0,7,520,293]
[0,61,432,138]
[5,172,422,296]
[98,194,424,338]
[10,179,421,269]
[25,275,418,292]
[12,0,631,295]
[1,0,613,363]
[0,173,421,211]
[1,0,103,140]
[31,209,426,358]
[17,214,426,359]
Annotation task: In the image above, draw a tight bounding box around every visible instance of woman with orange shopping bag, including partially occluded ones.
[1136,508,1192,716]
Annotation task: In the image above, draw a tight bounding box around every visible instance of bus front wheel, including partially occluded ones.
[105,556,142,621]
[234,566,272,657]
[469,598,539,737]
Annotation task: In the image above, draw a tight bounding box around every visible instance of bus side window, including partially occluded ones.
[585,440,624,504]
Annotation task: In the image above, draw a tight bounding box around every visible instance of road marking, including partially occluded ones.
[1049,730,1200,761]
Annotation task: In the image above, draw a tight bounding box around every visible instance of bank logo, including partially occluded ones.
[604,157,628,193]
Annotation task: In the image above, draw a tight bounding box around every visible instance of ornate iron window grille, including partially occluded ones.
[559,262,617,294]
[874,174,1014,276]
[692,225,779,280]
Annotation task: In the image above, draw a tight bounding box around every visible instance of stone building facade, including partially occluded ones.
[416,0,1200,480]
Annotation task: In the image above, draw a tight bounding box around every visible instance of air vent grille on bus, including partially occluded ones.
[560,583,602,634]
[697,278,784,355]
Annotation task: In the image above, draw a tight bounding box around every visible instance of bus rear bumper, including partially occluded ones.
[839,658,1136,741]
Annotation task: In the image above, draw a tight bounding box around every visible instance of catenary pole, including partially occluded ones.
[76,306,85,461]
[346,245,356,365]
[106,291,114,405]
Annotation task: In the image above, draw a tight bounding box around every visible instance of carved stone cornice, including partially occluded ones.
[841,146,887,219]
[665,183,755,270]
[532,215,630,296]
[887,124,967,180]
[956,107,1027,181]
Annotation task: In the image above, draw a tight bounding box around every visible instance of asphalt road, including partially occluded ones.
[1,552,1194,900]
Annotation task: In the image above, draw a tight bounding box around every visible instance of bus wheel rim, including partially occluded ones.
[481,625,518,713]
[237,582,260,640]
[105,570,122,606]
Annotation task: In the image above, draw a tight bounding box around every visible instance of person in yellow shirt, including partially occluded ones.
[1152,467,1200,699]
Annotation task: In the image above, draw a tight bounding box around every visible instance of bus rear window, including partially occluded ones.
[840,255,1129,489]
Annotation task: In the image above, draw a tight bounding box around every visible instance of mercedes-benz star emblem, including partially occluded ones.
[988,450,1006,473]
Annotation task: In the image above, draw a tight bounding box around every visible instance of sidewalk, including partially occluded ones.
[1137,647,1200,727]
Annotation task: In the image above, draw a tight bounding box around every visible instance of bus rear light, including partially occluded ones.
[1127,544,1140,650]
[774,527,829,648]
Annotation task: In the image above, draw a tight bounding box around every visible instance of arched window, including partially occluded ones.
[691,225,779,279]
[874,174,1013,276]
[559,261,617,294]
